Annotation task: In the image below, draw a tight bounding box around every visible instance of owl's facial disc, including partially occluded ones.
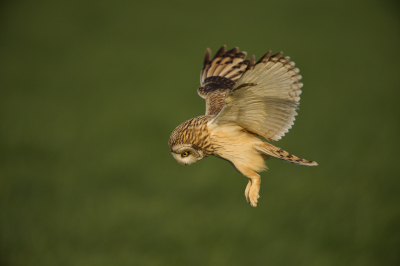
[171,145,203,165]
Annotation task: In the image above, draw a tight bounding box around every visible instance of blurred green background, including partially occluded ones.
[1,0,399,265]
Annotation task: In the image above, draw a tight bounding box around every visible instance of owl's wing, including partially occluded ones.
[211,51,302,141]
[198,46,251,115]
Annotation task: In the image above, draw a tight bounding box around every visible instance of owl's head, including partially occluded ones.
[170,144,204,165]
[169,117,212,165]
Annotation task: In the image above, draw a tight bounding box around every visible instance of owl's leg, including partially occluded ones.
[245,179,252,204]
[248,173,261,207]
[235,165,261,207]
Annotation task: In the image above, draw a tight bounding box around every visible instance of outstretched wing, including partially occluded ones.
[211,51,303,141]
[198,46,251,115]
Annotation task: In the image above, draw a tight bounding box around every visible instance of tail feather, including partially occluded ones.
[255,142,318,166]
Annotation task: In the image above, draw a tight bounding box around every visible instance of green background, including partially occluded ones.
[1,0,399,265]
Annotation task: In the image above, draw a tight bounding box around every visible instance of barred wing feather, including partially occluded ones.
[198,46,250,115]
[211,52,303,141]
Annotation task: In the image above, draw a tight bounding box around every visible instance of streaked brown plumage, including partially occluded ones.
[169,45,317,207]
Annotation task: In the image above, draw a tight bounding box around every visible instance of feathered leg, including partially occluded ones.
[235,163,261,207]
[244,179,252,203]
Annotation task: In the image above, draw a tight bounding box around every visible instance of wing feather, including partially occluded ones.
[211,51,303,141]
[198,46,251,115]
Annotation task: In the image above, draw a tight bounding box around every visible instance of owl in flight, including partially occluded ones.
[168,45,317,207]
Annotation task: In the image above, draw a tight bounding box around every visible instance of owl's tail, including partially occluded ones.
[255,142,318,166]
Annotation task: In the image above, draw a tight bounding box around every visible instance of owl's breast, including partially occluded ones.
[208,125,267,172]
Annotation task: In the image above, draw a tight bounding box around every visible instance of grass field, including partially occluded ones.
[1,0,399,265]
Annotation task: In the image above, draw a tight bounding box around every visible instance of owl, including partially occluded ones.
[168,45,317,207]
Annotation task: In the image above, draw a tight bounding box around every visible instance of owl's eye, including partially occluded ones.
[181,152,189,157]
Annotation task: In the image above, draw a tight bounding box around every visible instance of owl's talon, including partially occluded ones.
[247,178,260,207]
[248,192,259,207]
